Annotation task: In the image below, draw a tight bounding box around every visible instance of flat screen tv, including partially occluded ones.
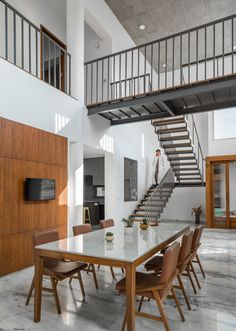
[25,178,56,201]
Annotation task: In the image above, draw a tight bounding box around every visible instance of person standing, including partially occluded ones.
[152,149,165,186]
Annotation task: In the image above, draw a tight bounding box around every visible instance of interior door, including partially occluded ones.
[211,161,229,228]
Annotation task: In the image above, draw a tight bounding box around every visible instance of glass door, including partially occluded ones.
[212,162,229,228]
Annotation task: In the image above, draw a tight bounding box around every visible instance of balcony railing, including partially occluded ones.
[85,14,236,106]
[0,0,71,95]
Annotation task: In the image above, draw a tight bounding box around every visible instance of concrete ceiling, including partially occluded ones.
[105,0,236,46]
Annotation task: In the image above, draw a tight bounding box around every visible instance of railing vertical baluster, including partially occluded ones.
[113,55,115,99]
[59,49,61,91]
[138,48,140,94]
[172,38,175,87]
[222,21,225,75]
[107,57,110,101]
[48,38,51,85]
[151,44,153,91]
[205,27,207,80]
[188,32,190,84]
[196,29,198,81]
[158,42,160,89]
[213,24,215,78]
[13,12,16,65]
[96,61,98,103]
[42,34,45,81]
[21,18,24,69]
[69,54,71,96]
[144,46,147,93]
[65,53,67,94]
[54,43,56,87]
[5,5,8,60]
[232,18,234,74]
[180,35,182,84]
[125,52,127,97]
[102,59,104,102]
[165,39,167,88]
[36,30,38,77]
[91,62,93,103]
[119,53,121,98]
[85,64,88,104]
[131,50,134,95]
[29,24,31,74]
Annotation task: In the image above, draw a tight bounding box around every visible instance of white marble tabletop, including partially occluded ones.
[36,223,188,263]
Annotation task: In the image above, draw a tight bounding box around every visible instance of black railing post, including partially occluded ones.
[29,24,31,74]
[5,5,8,60]
[13,12,16,65]
[21,18,24,69]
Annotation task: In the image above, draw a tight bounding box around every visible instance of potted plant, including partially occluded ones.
[105,231,114,242]
[140,218,149,230]
[122,216,134,228]
[192,206,203,225]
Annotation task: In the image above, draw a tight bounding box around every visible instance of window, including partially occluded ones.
[214,108,236,140]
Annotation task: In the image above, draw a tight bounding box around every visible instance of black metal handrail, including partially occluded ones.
[0,0,72,95]
[145,167,175,223]
[85,13,236,106]
[185,114,205,184]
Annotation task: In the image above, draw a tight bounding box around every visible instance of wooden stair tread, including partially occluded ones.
[169,156,196,161]
[157,127,187,134]
[159,135,190,141]
[153,118,185,126]
[166,150,194,155]
[162,143,193,148]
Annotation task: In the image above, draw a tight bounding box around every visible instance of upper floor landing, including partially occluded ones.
[85,14,236,125]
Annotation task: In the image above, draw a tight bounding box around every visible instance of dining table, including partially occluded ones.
[33,222,189,331]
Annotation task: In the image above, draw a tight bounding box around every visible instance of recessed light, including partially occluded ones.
[233,45,236,50]
[162,63,166,68]
[139,24,146,30]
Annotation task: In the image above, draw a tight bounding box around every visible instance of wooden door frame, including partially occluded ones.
[206,155,236,228]
[40,25,67,92]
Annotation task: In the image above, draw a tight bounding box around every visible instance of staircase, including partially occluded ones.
[131,168,175,223]
[131,114,205,224]
[152,115,204,186]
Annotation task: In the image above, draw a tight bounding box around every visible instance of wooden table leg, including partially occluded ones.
[125,263,136,331]
[34,251,44,322]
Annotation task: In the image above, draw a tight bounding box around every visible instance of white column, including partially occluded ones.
[67,0,85,234]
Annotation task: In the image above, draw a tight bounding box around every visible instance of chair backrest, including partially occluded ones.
[73,224,92,236]
[192,225,204,252]
[159,241,180,285]
[100,219,114,229]
[33,230,59,247]
[178,230,194,267]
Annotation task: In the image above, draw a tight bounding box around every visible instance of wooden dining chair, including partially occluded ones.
[70,224,98,289]
[145,230,194,310]
[188,225,206,290]
[116,242,184,331]
[25,230,88,314]
[98,219,118,279]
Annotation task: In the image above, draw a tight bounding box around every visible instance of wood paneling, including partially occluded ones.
[0,117,68,276]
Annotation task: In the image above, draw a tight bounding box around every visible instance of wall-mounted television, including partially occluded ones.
[25,178,56,201]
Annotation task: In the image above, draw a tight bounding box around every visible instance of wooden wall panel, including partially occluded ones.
[0,117,68,276]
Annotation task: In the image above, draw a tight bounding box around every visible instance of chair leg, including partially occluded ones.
[189,261,201,290]
[196,253,206,279]
[121,268,125,274]
[121,311,127,331]
[69,277,73,284]
[77,271,86,298]
[91,263,99,289]
[110,267,116,280]
[177,274,191,311]
[25,277,35,305]
[97,265,101,269]
[138,296,144,312]
[50,276,61,314]
[171,286,185,322]
[153,291,171,331]
[187,266,197,294]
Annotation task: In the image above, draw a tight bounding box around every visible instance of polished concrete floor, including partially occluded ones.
[0,226,236,331]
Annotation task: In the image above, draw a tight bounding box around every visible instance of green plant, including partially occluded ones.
[122,216,134,227]
[106,232,113,237]
[141,218,149,225]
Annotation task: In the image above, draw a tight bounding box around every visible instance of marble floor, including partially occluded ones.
[0,226,236,331]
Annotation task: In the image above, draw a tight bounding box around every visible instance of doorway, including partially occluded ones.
[83,145,105,228]
[40,25,66,91]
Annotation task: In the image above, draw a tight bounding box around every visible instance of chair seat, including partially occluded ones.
[145,255,163,271]
[44,259,88,280]
[116,272,162,293]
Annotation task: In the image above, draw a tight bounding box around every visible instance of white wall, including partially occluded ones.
[162,187,206,222]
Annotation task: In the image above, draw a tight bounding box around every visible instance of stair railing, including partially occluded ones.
[0,0,71,95]
[185,114,205,184]
[145,167,175,224]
